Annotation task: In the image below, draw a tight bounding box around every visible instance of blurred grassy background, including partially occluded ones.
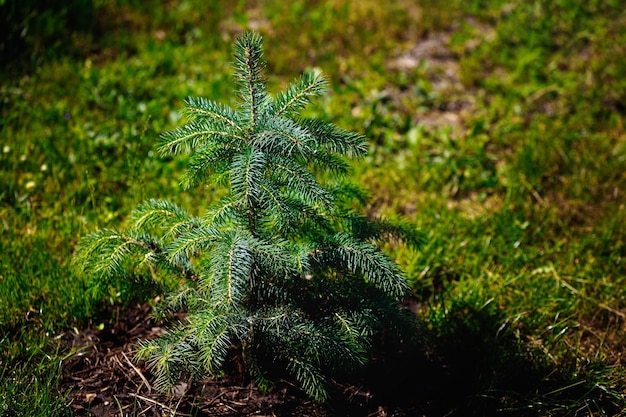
[1,0,625,415]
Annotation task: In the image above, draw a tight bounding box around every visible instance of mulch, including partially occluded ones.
[58,302,434,417]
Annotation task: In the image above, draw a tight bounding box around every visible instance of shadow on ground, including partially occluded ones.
[345,300,622,416]
[57,301,619,416]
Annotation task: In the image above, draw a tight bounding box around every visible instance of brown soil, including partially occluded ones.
[59,303,326,416]
[58,302,435,417]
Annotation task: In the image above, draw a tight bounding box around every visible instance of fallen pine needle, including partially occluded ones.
[122,351,152,394]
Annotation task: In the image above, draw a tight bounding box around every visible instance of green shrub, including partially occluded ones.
[73,32,420,401]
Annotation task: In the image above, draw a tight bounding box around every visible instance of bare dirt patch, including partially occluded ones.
[58,302,440,417]
[59,303,334,416]
[388,31,473,131]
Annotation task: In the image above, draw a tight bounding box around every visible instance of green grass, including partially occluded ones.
[0,330,73,416]
[1,0,625,415]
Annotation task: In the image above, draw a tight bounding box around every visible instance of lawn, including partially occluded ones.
[1,0,625,415]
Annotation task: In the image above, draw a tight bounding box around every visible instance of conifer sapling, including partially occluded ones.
[74,31,421,401]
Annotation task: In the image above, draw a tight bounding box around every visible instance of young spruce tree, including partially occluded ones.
[74,32,421,401]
